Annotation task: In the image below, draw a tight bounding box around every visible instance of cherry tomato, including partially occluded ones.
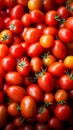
[0,44,9,59]
[54,0,65,5]
[20,96,37,118]
[28,0,43,10]
[38,72,55,92]
[65,17,73,31]
[54,104,72,120]
[13,117,24,128]
[43,92,55,104]
[17,0,28,7]
[18,125,34,130]
[55,89,68,102]
[35,123,50,130]
[4,123,16,130]
[21,13,32,27]
[5,71,23,85]
[64,56,73,69]
[48,62,66,76]
[7,86,26,102]
[27,83,43,102]
[0,105,8,128]
[4,0,16,8]
[42,0,54,12]
[0,16,4,29]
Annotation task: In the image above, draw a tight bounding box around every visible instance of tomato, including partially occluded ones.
[30,10,45,24]
[0,91,4,104]
[0,16,4,29]
[16,57,31,76]
[30,57,43,73]
[21,13,32,27]
[4,0,16,8]
[48,116,64,130]
[20,96,37,118]
[43,26,58,37]
[43,92,55,104]
[27,42,44,57]
[37,107,50,122]
[38,72,55,92]
[40,34,54,48]
[13,117,24,128]
[45,10,59,26]
[54,104,72,120]
[7,102,20,117]
[64,56,73,69]
[58,28,73,43]
[9,19,23,34]
[13,35,22,45]
[28,0,43,10]
[4,17,11,29]
[57,6,70,19]
[4,123,16,130]
[7,86,26,102]
[68,90,73,99]
[70,3,73,16]
[10,5,24,19]
[27,83,43,102]
[0,105,8,128]
[36,23,46,31]
[5,71,23,85]
[65,17,73,31]
[55,89,68,102]
[42,0,54,12]
[18,125,34,130]
[17,0,28,7]
[54,0,65,5]
[48,62,66,77]
[1,56,16,72]
[9,44,24,58]
[35,123,50,130]
[0,44,9,59]
[0,30,13,45]
[24,28,43,44]
[52,40,67,59]
[59,74,73,90]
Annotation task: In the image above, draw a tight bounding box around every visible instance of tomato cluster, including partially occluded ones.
[0,0,73,130]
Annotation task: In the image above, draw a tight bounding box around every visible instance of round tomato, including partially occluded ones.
[43,92,55,104]
[4,0,16,8]
[7,86,26,102]
[21,13,32,27]
[20,96,37,118]
[28,0,43,10]
[54,104,72,120]
[4,123,16,130]
[0,44,9,59]
[65,17,73,31]
[64,56,73,69]
[35,123,50,130]
[13,117,24,128]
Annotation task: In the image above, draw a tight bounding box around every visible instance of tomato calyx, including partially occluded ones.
[55,15,65,24]
[66,4,73,12]
[20,116,28,124]
[9,24,16,30]
[16,104,21,111]
[38,106,45,113]
[44,102,53,107]
[58,100,67,105]
[41,51,50,59]
[35,69,47,78]
[18,61,28,67]
[2,35,10,41]
[65,69,73,80]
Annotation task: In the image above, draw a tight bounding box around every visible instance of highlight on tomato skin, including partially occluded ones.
[0,0,73,129]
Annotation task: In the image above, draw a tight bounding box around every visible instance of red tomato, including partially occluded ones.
[36,123,50,130]
[20,96,37,118]
[38,72,55,92]
[7,86,26,102]
[0,44,9,59]
[58,28,73,43]
[54,104,72,120]
[0,105,8,128]
[5,71,23,85]
[0,16,4,29]
[43,92,55,104]
[45,10,59,26]
[0,91,4,104]
[7,102,20,117]
[30,10,45,24]
[42,0,54,12]
[59,74,73,90]
[4,0,16,8]
[9,19,23,33]
[27,42,44,57]
[48,62,66,76]
[21,13,32,27]
[65,17,73,31]
[48,116,63,130]
[24,28,43,44]
[37,107,50,122]
[1,56,16,72]
[17,0,28,7]
[18,125,34,130]
[13,117,24,128]
[10,5,24,19]
[30,57,43,73]
[9,44,24,58]
[54,0,65,5]
[4,123,16,130]
[27,83,43,102]
[52,40,67,59]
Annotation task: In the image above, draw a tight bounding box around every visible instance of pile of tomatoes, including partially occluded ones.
[0,0,73,130]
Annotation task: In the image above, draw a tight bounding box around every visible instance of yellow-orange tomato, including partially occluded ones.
[28,0,43,11]
[42,54,56,67]
[40,34,54,48]
[64,56,73,69]
[43,92,55,104]
[55,89,68,103]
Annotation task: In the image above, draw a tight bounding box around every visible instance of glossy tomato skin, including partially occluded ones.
[7,86,26,102]
[10,4,24,19]
[4,0,17,8]
[52,40,67,59]
[36,107,50,122]
[5,71,23,85]
[0,44,9,59]
[42,0,54,12]
[0,105,8,128]
[59,74,73,90]
[20,96,37,118]
[38,72,54,92]
[13,117,24,128]
[1,56,16,72]
[43,92,55,104]
[54,104,72,121]
[4,123,16,130]
[65,17,73,31]
[48,62,66,77]
[21,13,32,27]
[27,42,44,57]
[36,123,50,130]
[27,83,43,102]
